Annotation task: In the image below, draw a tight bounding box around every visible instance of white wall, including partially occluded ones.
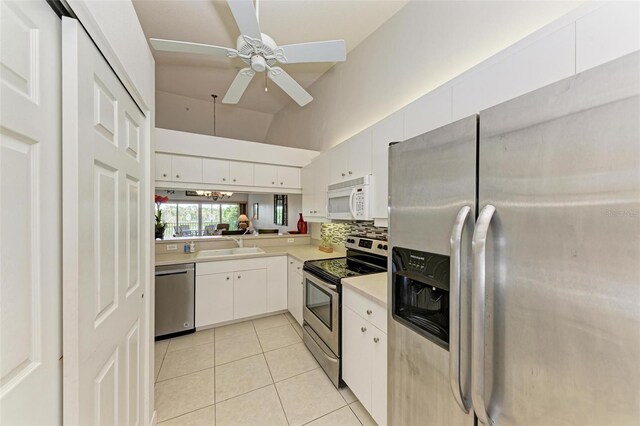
[155,128,319,167]
[156,90,274,143]
[247,193,303,233]
[265,1,584,151]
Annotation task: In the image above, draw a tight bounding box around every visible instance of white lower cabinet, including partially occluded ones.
[233,268,267,318]
[195,272,234,327]
[342,287,387,426]
[287,257,304,325]
[195,256,287,328]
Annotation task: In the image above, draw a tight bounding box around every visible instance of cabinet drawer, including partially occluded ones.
[196,257,268,275]
[343,286,386,333]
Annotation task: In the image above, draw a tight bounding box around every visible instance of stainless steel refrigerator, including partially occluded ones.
[388,52,640,426]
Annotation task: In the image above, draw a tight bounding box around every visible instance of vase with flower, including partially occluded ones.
[155,195,169,239]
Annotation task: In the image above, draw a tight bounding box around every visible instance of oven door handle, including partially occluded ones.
[449,205,471,414]
[304,273,338,292]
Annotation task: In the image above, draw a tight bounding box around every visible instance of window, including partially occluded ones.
[158,202,243,237]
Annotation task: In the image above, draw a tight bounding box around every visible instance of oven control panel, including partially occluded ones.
[345,236,388,256]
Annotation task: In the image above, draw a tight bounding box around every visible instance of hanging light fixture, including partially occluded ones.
[211,93,218,136]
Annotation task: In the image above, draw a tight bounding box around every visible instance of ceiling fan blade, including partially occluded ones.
[149,38,235,58]
[277,40,346,64]
[227,0,262,42]
[222,68,256,104]
[267,67,313,107]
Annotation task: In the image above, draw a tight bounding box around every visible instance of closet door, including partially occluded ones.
[0,1,62,424]
[62,18,148,425]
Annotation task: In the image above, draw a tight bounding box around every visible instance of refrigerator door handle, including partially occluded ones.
[471,204,496,426]
[449,205,471,414]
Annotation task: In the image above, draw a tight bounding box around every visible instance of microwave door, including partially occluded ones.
[348,188,357,219]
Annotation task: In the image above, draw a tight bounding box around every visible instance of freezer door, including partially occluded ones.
[388,115,476,426]
[476,52,640,425]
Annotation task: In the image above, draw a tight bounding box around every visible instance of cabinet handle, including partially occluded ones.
[290,261,293,265]
[272,181,275,184]
[226,276,230,281]
[280,182,283,185]
[361,327,367,333]
[233,178,236,182]
[341,173,345,177]
[176,174,180,178]
[297,266,301,270]
[349,171,352,175]
[162,173,167,177]
[223,178,226,181]
[366,309,372,315]
[237,275,241,279]
[373,337,379,343]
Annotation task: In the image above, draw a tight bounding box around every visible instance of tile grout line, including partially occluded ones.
[300,404,353,426]
[259,336,291,426]
[347,403,366,426]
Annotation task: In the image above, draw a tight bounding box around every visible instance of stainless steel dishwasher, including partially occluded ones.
[155,263,195,339]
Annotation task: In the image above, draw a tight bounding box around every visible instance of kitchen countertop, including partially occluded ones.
[341,272,389,307]
[155,244,345,266]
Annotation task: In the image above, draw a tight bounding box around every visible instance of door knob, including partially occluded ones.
[361,327,367,333]
[373,337,379,343]
[366,309,372,315]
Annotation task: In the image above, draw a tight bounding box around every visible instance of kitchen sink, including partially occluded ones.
[197,247,265,258]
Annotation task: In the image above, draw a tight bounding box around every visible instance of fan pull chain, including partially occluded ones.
[264,71,268,92]
[211,94,218,136]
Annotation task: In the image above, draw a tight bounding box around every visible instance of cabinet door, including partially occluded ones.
[302,161,316,215]
[342,306,372,409]
[229,161,254,186]
[347,129,372,178]
[314,153,330,217]
[330,141,349,183]
[172,155,203,183]
[372,112,403,219]
[266,256,287,312]
[202,158,230,184]
[155,153,172,180]
[254,164,278,187]
[277,166,301,189]
[233,268,267,319]
[286,258,303,325]
[196,272,234,327]
[371,329,388,426]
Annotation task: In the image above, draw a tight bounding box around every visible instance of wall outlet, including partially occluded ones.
[287,238,294,243]
[166,244,177,251]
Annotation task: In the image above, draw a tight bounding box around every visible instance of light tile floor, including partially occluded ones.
[155,312,377,425]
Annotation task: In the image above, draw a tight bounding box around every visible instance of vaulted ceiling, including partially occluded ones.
[133,0,408,141]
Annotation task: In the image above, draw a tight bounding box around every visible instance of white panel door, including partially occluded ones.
[371,329,388,426]
[202,158,230,185]
[195,273,233,327]
[171,155,202,183]
[371,111,404,219]
[62,18,147,425]
[0,1,62,424]
[342,306,372,409]
[229,161,254,186]
[254,163,278,187]
[286,259,303,325]
[277,166,301,189]
[155,153,171,181]
[233,268,267,319]
[266,257,287,312]
[347,129,372,178]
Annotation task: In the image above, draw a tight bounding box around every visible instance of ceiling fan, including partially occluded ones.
[149,0,347,107]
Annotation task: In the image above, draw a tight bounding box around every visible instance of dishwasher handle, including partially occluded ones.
[155,264,195,277]
[156,270,188,277]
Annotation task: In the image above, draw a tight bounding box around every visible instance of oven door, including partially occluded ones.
[303,272,340,355]
[327,187,356,220]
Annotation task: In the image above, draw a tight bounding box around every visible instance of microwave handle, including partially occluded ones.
[348,188,357,218]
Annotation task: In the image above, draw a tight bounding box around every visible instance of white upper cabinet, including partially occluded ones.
[254,164,279,187]
[277,166,301,189]
[330,129,372,184]
[229,161,254,186]
[302,152,329,219]
[202,158,230,185]
[254,164,301,189]
[371,111,404,219]
[171,155,203,183]
[155,153,172,181]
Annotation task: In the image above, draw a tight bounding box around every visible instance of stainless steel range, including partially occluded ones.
[302,236,387,387]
